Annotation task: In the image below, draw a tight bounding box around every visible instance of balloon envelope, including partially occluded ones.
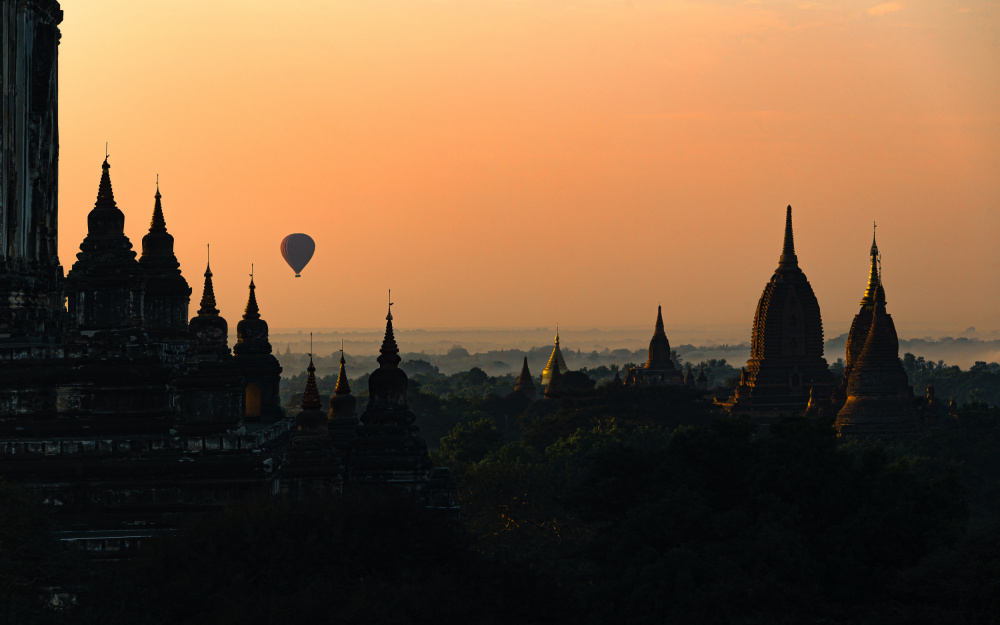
[280,233,315,277]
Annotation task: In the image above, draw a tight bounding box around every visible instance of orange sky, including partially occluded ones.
[56,0,1000,339]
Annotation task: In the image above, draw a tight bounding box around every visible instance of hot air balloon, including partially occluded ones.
[280,233,315,277]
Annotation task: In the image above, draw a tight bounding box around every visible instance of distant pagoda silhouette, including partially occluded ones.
[514,356,536,399]
[626,305,684,387]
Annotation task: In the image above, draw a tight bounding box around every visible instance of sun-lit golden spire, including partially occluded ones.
[861,222,881,306]
[541,325,569,386]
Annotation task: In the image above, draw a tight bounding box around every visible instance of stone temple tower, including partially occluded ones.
[65,158,146,339]
[727,206,833,418]
[138,181,191,370]
[0,1,65,346]
[233,272,283,422]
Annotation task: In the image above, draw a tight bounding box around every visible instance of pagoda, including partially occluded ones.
[540,327,569,387]
[513,356,536,400]
[625,305,683,387]
[835,241,919,438]
[174,257,243,433]
[138,181,192,371]
[280,353,343,499]
[726,206,834,418]
[65,158,146,340]
[328,346,359,453]
[233,272,283,421]
[346,302,433,490]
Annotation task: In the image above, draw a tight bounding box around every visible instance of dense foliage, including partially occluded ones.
[5,355,1000,624]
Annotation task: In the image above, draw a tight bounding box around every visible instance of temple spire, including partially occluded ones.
[140,176,179,264]
[243,266,260,320]
[644,304,674,370]
[95,155,117,210]
[377,295,401,368]
[150,176,166,231]
[514,356,536,399]
[301,351,321,412]
[197,246,219,316]
[861,223,881,306]
[542,325,569,386]
[334,342,351,396]
[777,205,798,269]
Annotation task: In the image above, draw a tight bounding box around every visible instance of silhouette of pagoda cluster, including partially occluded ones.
[281,312,457,504]
[714,207,929,436]
[0,1,454,552]
[604,204,929,437]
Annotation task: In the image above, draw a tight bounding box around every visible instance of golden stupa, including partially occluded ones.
[541,326,569,387]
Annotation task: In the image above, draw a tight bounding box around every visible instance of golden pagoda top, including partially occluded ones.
[860,224,881,306]
[541,325,569,387]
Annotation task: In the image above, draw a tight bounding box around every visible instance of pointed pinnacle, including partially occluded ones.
[778,205,798,269]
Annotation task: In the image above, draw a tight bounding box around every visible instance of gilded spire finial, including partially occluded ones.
[861,222,881,306]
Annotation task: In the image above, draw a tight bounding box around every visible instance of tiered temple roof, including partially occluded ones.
[726,206,833,417]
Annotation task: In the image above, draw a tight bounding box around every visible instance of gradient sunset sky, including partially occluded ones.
[56,1,999,337]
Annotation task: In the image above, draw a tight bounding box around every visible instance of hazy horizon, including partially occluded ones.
[265,324,1000,373]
